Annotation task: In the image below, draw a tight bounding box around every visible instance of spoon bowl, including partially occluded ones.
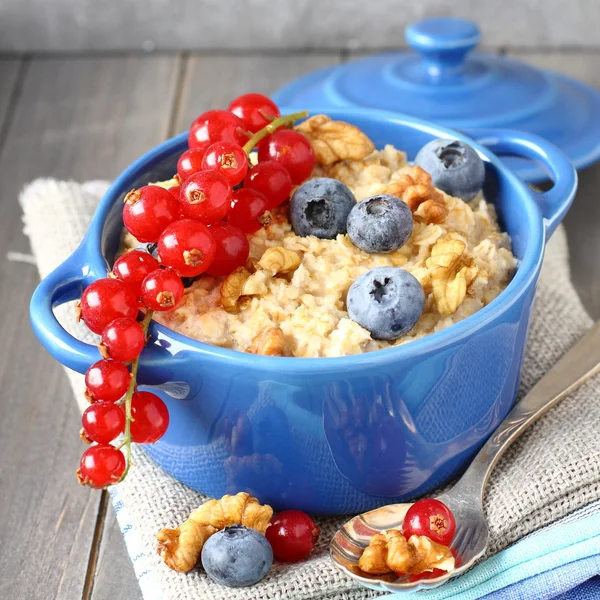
[331,490,488,592]
[331,321,600,592]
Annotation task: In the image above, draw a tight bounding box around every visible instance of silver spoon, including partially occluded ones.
[331,321,600,593]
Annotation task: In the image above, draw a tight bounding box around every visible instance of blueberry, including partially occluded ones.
[347,194,413,253]
[290,178,356,239]
[414,139,485,201]
[201,525,272,587]
[347,267,425,340]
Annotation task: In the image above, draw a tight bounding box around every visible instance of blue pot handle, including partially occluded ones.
[30,245,102,374]
[468,129,578,237]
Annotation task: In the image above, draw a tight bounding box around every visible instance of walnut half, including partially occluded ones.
[426,237,478,315]
[248,327,286,356]
[257,246,301,275]
[384,166,448,224]
[358,530,455,575]
[296,114,375,166]
[157,492,273,572]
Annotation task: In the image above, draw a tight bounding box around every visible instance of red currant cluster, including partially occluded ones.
[75,258,171,488]
[74,94,313,488]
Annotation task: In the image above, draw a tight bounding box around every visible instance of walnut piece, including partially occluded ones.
[295,114,375,166]
[414,199,449,224]
[220,267,252,313]
[248,327,286,356]
[157,492,273,572]
[384,166,448,224]
[358,530,455,575]
[241,270,271,296]
[258,246,301,275]
[426,238,478,315]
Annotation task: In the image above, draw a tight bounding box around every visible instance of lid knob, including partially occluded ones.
[405,18,481,77]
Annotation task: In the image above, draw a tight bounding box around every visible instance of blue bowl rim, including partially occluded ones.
[84,107,544,371]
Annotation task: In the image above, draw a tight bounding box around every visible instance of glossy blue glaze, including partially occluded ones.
[30,109,577,514]
[272,19,600,183]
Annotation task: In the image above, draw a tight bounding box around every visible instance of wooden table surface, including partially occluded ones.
[0,50,598,600]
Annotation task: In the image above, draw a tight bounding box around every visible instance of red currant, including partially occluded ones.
[188,109,248,152]
[111,250,160,296]
[100,318,145,362]
[245,161,293,208]
[85,360,131,402]
[158,219,216,277]
[78,444,126,488]
[202,141,248,186]
[179,171,232,224]
[82,401,126,444]
[227,188,272,234]
[265,510,320,562]
[168,185,181,199]
[257,130,315,185]
[177,148,206,182]
[79,279,139,335]
[402,499,456,547]
[141,268,185,311]
[129,391,169,443]
[123,185,180,243]
[228,93,281,133]
[206,222,250,276]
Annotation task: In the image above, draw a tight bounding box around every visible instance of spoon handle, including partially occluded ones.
[457,321,600,499]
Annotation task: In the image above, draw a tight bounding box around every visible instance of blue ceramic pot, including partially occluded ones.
[30,109,576,514]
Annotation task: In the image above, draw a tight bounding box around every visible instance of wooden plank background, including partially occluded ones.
[1,0,600,52]
[0,49,598,600]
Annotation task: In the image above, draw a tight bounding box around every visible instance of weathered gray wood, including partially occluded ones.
[0,56,179,600]
[91,502,142,600]
[510,51,600,320]
[2,0,600,52]
[0,59,22,132]
[176,53,342,130]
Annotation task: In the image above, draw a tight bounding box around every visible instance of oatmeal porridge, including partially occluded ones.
[125,118,517,358]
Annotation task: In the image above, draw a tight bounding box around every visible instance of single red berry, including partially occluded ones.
[177,148,206,182]
[265,510,320,562]
[228,93,281,133]
[206,222,250,276]
[111,250,160,296]
[168,185,181,199]
[122,185,180,243]
[179,171,232,224]
[245,161,293,208]
[227,188,272,234]
[141,268,185,311]
[129,391,169,443]
[85,360,131,402]
[158,219,216,277]
[79,279,139,335]
[257,130,315,185]
[78,444,126,488]
[402,499,456,547]
[202,141,249,186]
[188,109,248,152]
[100,318,146,362]
[82,401,126,444]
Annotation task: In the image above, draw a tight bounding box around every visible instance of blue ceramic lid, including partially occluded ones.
[272,18,600,182]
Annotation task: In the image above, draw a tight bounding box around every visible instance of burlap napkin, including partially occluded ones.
[20,179,600,600]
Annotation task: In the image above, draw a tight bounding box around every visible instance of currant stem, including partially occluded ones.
[117,309,154,483]
[242,110,308,155]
